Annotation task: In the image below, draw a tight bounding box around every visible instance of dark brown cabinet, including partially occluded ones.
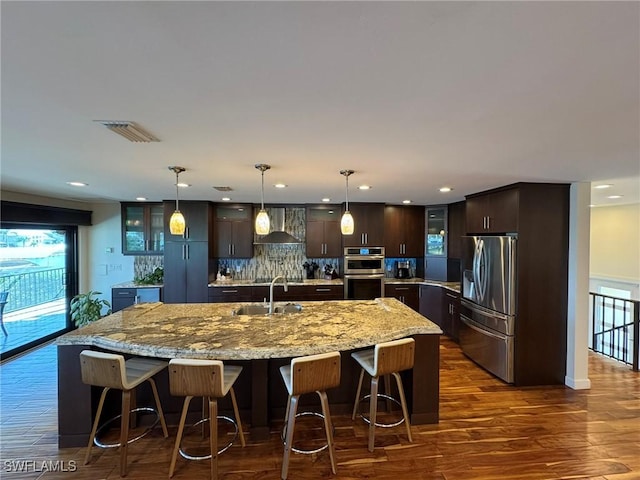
[121,203,165,255]
[385,284,419,311]
[163,201,214,304]
[443,290,460,342]
[208,285,255,303]
[163,200,213,241]
[214,205,253,258]
[112,287,162,312]
[419,284,443,328]
[306,206,342,258]
[384,205,425,257]
[465,187,519,234]
[342,203,385,247]
[163,242,210,303]
[208,284,343,303]
[447,201,466,260]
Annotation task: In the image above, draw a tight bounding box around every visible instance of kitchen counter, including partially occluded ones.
[56,298,442,447]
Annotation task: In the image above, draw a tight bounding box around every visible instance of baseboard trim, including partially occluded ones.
[565,376,591,390]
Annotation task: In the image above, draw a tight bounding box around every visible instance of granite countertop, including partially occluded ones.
[57,298,442,360]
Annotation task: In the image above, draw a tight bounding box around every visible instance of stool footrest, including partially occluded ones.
[178,415,239,461]
[357,394,406,428]
[94,407,160,449]
[281,411,335,455]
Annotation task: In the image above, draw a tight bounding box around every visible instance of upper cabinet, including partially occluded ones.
[425,206,447,257]
[384,205,425,257]
[465,188,519,234]
[306,206,342,258]
[163,200,213,242]
[214,204,254,258]
[121,203,165,255]
[342,203,385,247]
[446,201,466,259]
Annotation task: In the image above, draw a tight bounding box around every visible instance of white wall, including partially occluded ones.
[590,203,640,285]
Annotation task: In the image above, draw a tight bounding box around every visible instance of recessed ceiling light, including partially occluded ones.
[136,197,147,201]
[607,195,623,199]
[594,184,613,189]
[439,187,453,193]
[358,185,371,190]
[322,198,331,202]
[274,183,287,188]
[177,183,190,188]
[328,210,334,214]
[402,200,412,204]
[221,197,231,202]
[67,181,87,187]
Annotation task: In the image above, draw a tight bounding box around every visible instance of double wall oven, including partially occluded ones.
[343,247,385,300]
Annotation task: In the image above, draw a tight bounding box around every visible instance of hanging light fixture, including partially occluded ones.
[168,166,186,235]
[340,169,355,235]
[255,164,271,235]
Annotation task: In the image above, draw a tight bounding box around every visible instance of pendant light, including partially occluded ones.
[340,169,355,235]
[168,166,186,235]
[255,164,271,235]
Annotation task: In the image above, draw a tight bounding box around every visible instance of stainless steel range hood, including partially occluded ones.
[254,208,302,244]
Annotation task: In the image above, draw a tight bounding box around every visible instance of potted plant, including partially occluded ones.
[70,291,112,328]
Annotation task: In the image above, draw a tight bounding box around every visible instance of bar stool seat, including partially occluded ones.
[279,351,341,480]
[351,338,415,452]
[80,350,169,477]
[168,359,246,480]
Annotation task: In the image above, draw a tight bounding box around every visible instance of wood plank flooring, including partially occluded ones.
[0,337,638,479]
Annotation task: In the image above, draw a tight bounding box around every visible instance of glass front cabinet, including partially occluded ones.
[424,206,448,280]
[121,203,165,255]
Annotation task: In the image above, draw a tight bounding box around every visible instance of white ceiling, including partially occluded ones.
[1,1,639,208]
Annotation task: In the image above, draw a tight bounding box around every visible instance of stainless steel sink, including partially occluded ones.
[232,303,303,316]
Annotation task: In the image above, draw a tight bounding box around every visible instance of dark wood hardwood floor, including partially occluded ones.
[1,337,638,479]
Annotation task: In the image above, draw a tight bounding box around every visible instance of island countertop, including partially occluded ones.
[57,298,442,360]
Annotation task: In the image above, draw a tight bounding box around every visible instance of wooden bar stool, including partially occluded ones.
[279,351,341,480]
[79,350,169,477]
[168,359,246,479]
[351,338,415,452]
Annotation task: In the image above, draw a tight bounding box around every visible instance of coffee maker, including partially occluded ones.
[395,260,411,279]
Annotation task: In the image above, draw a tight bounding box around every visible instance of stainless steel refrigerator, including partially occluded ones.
[459,235,517,383]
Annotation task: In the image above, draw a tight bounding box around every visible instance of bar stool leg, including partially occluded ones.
[229,386,246,447]
[120,390,132,476]
[393,372,413,442]
[351,369,365,420]
[84,387,110,465]
[318,391,337,475]
[209,398,218,480]
[169,396,193,478]
[368,376,379,453]
[384,374,393,412]
[148,378,168,438]
[281,394,299,480]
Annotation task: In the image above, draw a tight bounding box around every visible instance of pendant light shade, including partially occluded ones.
[255,164,271,235]
[168,166,186,235]
[340,169,355,235]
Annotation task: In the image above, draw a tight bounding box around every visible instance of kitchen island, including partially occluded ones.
[57,298,442,447]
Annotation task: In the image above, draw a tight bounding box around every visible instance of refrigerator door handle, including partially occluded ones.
[460,314,507,341]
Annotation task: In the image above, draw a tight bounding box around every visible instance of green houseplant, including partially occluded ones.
[70,291,111,328]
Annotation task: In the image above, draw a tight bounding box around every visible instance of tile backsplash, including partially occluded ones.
[134,255,163,280]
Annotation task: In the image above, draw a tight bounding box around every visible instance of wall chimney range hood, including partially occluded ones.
[254,208,301,244]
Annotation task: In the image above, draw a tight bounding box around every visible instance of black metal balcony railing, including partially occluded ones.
[0,268,66,313]
[589,291,639,371]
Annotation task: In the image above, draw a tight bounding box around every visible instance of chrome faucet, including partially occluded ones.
[269,275,288,314]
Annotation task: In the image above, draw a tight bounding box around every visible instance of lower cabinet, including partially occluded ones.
[419,285,443,328]
[163,241,210,303]
[385,284,419,311]
[112,287,162,312]
[208,284,343,303]
[419,284,460,342]
[443,290,460,342]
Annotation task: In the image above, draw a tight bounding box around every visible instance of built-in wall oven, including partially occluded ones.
[343,247,385,300]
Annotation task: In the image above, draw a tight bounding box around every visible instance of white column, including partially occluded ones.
[565,182,592,389]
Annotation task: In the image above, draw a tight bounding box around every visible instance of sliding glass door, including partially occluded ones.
[0,225,77,359]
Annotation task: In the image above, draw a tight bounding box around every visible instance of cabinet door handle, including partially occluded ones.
[232,244,235,256]
[222,289,238,293]
[185,227,190,239]
[316,288,331,292]
[396,287,409,291]
[487,216,490,230]
[182,244,186,260]
[228,244,232,256]
[186,244,190,259]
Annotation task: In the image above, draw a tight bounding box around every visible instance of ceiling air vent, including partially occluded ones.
[94,121,160,142]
